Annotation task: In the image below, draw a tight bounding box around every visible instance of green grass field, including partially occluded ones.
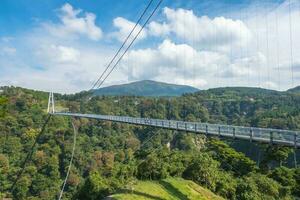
[109,178,223,200]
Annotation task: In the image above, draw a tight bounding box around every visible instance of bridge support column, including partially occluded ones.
[218,127,221,137]
[233,127,236,139]
[250,129,253,142]
[270,132,273,145]
[294,133,298,149]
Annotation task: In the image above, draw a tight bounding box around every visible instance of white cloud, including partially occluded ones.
[1,1,300,93]
[148,7,252,50]
[121,39,228,88]
[262,81,278,89]
[1,37,14,42]
[220,52,266,78]
[1,47,16,55]
[33,43,81,65]
[45,3,103,41]
[0,4,109,93]
[111,17,147,42]
[243,0,300,89]
[148,21,170,36]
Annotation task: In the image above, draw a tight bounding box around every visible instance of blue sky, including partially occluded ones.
[0,0,299,93]
[0,0,283,35]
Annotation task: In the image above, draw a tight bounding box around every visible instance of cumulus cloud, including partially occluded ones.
[111,17,147,42]
[0,3,110,93]
[148,21,170,36]
[121,39,229,87]
[220,52,266,78]
[1,37,14,42]
[45,3,103,41]
[38,45,80,63]
[1,47,16,55]
[1,1,300,92]
[262,81,278,89]
[148,7,252,50]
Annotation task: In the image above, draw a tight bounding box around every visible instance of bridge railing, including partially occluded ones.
[52,112,299,148]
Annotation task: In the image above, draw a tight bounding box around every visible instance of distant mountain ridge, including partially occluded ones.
[92,80,199,97]
[287,86,300,93]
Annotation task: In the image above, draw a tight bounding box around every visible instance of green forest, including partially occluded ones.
[0,86,300,199]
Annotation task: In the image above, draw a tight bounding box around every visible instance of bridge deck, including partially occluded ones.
[52,112,300,148]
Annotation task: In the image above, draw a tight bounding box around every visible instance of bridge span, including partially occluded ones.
[52,112,300,148]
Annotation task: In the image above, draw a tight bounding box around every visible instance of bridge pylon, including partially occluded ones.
[47,92,55,114]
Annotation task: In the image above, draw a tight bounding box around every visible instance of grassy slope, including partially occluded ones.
[109,178,223,200]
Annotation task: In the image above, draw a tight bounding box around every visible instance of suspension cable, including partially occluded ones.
[255,2,261,87]
[288,0,294,87]
[265,4,270,89]
[275,1,280,91]
[10,115,51,194]
[95,0,163,89]
[90,0,155,90]
[58,119,78,200]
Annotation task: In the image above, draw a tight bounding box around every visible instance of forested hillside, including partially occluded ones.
[0,86,300,199]
[92,80,199,97]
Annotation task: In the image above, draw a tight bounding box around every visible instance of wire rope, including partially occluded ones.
[275,2,281,91]
[58,119,78,200]
[288,0,294,87]
[90,0,155,90]
[96,0,163,89]
[10,115,51,194]
[265,4,270,89]
[255,2,261,87]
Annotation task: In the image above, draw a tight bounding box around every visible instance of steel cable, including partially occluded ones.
[58,119,78,200]
[95,0,163,89]
[90,0,155,90]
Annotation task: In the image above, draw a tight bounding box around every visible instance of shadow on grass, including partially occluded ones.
[159,180,189,200]
[118,189,165,200]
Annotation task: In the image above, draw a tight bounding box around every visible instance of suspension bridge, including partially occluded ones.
[44,0,300,149]
[10,0,300,198]
[48,93,300,148]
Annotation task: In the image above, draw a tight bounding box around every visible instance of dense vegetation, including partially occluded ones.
[0,86,300,199]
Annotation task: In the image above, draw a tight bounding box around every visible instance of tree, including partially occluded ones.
[183,153,220,191]
[0,154,9,194]
[13,176,31,200]
[0,96,8,118]
[269,167,296,194]
[215,172,237,200]
[293,168,300,196]
[261,146,292,168]
[208,139,257,176]
[137,152,168,180]
[236,173,291,200]
[76,171,110,200]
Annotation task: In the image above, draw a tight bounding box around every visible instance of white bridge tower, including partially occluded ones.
[47,92,55,113]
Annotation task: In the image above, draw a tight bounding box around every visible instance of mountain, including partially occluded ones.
[93,80,199,97]
[200,87,280,95]
[287,86,300,93]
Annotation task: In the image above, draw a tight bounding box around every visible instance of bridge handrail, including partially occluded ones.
[52,112,299,148]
